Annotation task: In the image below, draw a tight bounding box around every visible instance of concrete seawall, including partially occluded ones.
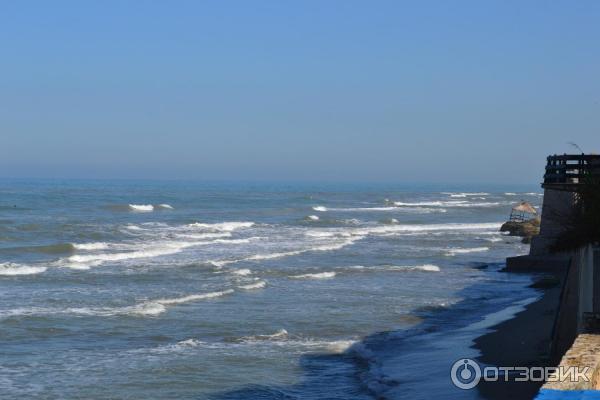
[530,189,576,256]
[549,246,600,364]
[507,182,600,396]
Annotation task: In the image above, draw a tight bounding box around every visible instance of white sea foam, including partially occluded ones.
[247,250,305,262]
[505,192,517,196]
[1,289,235,319]
[210,222,491,268]
[238,280,266,290]
[63,261,99,270]
[125,302,168,316]
[120,289,235,316]
[188,221,255,231]
[402,264,440,272]
[232,269,252,276]
[124,224,143,231]
[72,242,109,250]
[289,271,336,279]
[78,302,169,317]
[394,200,500,208]
[327,207,398,212]
[0,303,168,318]
[321,340,358,353]
[353,222,501,236]
[242,237,358,265]
[312,206,327,212]
[305,231,336,238]
[176,232,232,240]
[129,204,154,212]
[157,204,174,209]
[239,329,289,342]
[312,206,445,213]
[485,237,503,243]
[236,329,356,353]
[175,338,203,347]
[63,245,189,266]
[0,262,47,276]
[212,238,254,244]
[146,332,357,355]
[152,289,234,306]
[402,207,447,213]
[444,192,490,198]
[394,200,466,206]
[307,215,320,221]
[445,246,490,256]
[60,233,257,269]
[343,264,440,273]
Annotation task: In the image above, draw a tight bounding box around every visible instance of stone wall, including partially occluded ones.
[530,189,576,255]
[543,334,600,391]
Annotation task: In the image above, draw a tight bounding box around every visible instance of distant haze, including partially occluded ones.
[1,1,599,184]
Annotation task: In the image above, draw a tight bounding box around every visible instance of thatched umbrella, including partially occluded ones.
[509,201,538,222]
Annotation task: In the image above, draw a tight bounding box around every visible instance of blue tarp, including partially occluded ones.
[536,389,600,400]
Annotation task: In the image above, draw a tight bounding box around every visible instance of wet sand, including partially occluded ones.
[474,277,563,399]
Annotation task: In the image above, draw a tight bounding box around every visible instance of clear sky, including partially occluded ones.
[1,1,599,184]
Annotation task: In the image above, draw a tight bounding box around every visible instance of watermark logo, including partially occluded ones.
[450,358,592,390]
[451,359,481,389]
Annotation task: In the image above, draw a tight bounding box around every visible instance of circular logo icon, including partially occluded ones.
[450,358,481,390]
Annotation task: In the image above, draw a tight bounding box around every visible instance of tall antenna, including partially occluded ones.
[568,142,584,154]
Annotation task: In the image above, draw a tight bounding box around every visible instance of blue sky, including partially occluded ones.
[1,1,599,183]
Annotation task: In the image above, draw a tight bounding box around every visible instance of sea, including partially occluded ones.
[0,179,544,399]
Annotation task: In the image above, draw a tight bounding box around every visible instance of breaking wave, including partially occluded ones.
[0,262,47,276]
[152,289,234,306]
[188,221,255,231]
[445,246,490,256]
[394,264,440,272]
[238,280,267,290]
[232,268,252,276]
[240,328,288,341]
[72,242,109,251]
[212,237,361,267]
[485,237,503,243]
[0,289,236,319]
[342,264,440,273]
[353,222,501,236]
[393,200,500,208]
[289,271,336,279]
[443,192,489,198]
[61,243,197,269]
[150,327,357,355]
[150,335,357,356]
[129,204,154,212]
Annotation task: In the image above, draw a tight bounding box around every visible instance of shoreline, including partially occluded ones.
[474,273,564,399]
[350,260,540,399]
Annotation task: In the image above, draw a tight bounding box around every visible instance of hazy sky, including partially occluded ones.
[1,1,599,184]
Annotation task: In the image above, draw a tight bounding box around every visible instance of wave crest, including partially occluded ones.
[290,272,336,279]
[0,262,47,276]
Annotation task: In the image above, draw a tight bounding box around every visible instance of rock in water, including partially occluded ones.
[500,217,541,239]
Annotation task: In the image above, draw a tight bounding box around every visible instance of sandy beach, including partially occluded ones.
[475,274,564,399]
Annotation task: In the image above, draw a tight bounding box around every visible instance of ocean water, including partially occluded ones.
[0,180,543,399]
